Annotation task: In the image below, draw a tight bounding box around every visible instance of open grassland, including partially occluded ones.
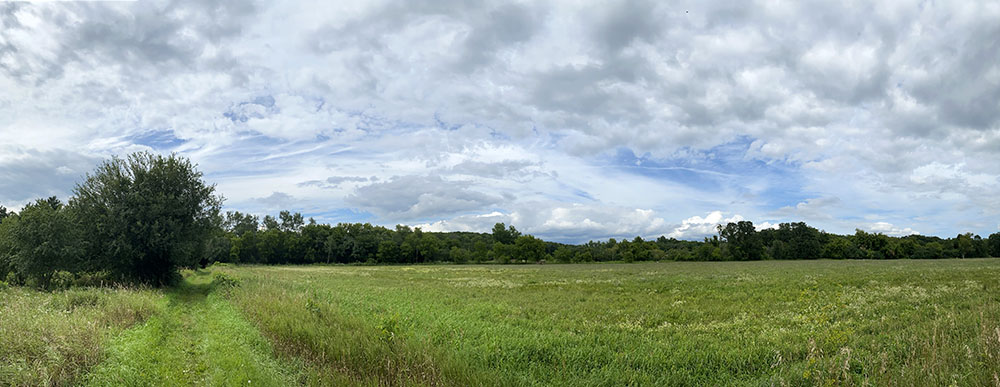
[218,260,1000,386]
[3,259,1000,386]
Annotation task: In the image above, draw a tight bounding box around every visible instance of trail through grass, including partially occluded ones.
[84,271,296,386]
[7,260,1000,386]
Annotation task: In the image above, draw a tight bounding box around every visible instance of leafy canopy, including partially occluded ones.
[72,152,222,285]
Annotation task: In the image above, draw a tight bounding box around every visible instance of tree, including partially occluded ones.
[224,211,259,236]
[417,233,441,262]
[989,233,1000,257]
[472,240,489,263]
[956,233,975,258]
[279,210,304,232]
[449,246,471,264]
[822,237,863,259]
[4,198,82,287]
[71,152,222,285]
[553,246,574,263]
[914,242,944,259]
[262,215,280,231]
[491,222,521,245]
[377,240,402,263]
[718,221,763,260]
[0,204,11,224]
[492,241,512,263]
[853,229,891,258]
[785,222,822,259]
[514,235,546,262]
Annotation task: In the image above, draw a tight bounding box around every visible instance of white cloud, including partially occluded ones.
[2,0,999,241]
[668,211,745,240]
[866,222,920,237]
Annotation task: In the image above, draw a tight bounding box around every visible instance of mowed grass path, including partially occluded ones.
[83,271,298,386]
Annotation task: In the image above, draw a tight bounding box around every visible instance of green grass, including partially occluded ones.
[218,260,1000,386]
[5,259,1000,386]
[0,285,162,386]
[84,270,300,386]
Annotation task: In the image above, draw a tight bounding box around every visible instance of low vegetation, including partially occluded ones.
[216,260,1000,386]
[3,260,1000,385]
[0,285,162,386]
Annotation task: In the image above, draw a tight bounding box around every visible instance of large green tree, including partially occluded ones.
[989,233,1000,257]
[71,152,222,285]
[718,221,763,260]
[3,197,81,287]
[492,222,521,245]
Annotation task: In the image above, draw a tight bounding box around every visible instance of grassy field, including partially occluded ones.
[4,259,1000,386]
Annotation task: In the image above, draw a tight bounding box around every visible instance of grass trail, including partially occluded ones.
[84,271,297,386]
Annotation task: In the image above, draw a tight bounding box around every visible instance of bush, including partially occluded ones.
[50,271,75,290]
[212,272,240,288]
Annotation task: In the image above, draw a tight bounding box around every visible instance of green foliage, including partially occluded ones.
[514,235,546,262]
[71,152,222,285]
[822,237,864,259]
[3,197,82,288]
[719,221,764,260]
[212,272,241,288]
[666,248,692,261]
[956,232,976,258]
[989,233,1000,257]
[449,246,471,264]
[491,222,521,244]
[553,246,574,263]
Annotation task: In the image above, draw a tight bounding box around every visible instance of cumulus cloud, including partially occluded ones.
[346,175,504,221]
[2,0,999,241]
[668,211,745,240]
[252,192,296,211]
[866,222,920,237]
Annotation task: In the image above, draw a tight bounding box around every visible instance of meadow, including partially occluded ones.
[3,259,1000,386]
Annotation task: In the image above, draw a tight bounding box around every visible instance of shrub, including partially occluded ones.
[212,272,240,288]
[50,271,75,290]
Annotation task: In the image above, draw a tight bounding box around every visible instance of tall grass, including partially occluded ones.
[218,260,1000,386]
[0,286,162,386]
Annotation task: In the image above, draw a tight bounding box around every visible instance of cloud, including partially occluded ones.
[0,146,102,208]
[771,197,843,221]
[866,222,919,237]
[346,175,504,221]
[668,211,745,240]
[418,202,674,243]
[3,0,1000,241]
[252,192,296,211]
[297,176,372,189]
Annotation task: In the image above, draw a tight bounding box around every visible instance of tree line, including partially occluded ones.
[2,152,1000,288]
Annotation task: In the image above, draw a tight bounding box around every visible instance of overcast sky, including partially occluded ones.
[1,0,998,243]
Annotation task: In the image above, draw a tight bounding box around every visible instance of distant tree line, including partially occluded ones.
[177,217,1000,267]
[207,217,554,266]
[2,152,1000,289]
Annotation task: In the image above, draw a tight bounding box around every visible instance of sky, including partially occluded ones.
[1,0,999,243]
